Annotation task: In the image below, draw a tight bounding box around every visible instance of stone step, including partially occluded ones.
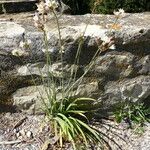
[0,0,37,13]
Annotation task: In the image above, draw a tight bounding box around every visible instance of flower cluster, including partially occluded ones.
[12,39,31,57]
[100,36,115,51]
[11,49,28,57]
[33,0,59,30]
[45,0,59,10]
[33,12,45,30]
[19,39,32,49]
[106,9,125,30]
[113,8,125,18]
[36,0,58,14]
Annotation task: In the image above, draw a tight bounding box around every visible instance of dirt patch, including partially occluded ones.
[0,113,149,150]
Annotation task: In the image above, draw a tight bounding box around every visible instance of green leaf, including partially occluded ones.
[56,114,76,137]
[57,113,74,129]
[69,117,88,147]
[68,110,88,120]
[71,117,101,142]
[66,103,77,111]
[74,97,96,103]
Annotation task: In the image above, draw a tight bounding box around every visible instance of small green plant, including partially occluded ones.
[114,102,150,129]
[44,96,101,149]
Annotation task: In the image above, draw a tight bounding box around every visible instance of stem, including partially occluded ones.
[59,128,63,148]
[54,120,58,137]
[64,1,100,97]
[43,29,57,108]
[52,10,62,50]
[52,9,64,110]
[67,47,102,96]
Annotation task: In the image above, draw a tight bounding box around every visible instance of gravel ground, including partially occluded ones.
[0,113,149,150]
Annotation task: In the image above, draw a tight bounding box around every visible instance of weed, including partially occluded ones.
[114,102,150,130]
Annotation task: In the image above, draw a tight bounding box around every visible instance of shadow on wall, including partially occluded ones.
[0,1,37,14]
[62,0,91,15]
[63,0,150,15]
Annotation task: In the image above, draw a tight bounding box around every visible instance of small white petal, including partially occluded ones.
[19,41,25,48]
[109,44,116,49]
[27,39,32,45]
[16,132,21,138]
[33,14,39,22]
[11,49,29,57]
[113,11,120,16]
[42,48,55,53]
[101,36,110,43]
[119,8,125,14]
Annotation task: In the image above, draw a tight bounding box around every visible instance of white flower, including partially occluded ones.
[45,0,51,6]
[42,48,55,53]
[101,36,111,44]
[33,13,39,22]
[45,0,58,9]
[118,8,125,14]
[109,44,116,50]
[100,36,115,51]
[33,13,44,29]
[36,1,46,14]
[27,39,32,45]
[11,49,29,57]
[19,40,32,49]
[19,41,25,48]
[113,8,125,17]
[113,11,120,16]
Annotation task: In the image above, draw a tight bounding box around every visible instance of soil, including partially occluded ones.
[0,112,150,150]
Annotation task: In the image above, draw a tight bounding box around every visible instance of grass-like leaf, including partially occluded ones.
[44,96,101,149]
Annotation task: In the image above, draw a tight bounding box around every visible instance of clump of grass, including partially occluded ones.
[44,96,101,149]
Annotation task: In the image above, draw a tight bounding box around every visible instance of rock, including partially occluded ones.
[74,80,100,98]
[98,75,150,112]
[13,85,49,114]
[17,62,76,78]
[1,13,150,62]
[0,22,25,52]
[91,51,135,79]
[138,55,150,75]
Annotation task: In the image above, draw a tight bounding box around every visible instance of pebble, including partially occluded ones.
[19,129,26,137]
[16,132,21,138]
[6,128,10,132]
[13,128,17,133]
[26,131,33,138]
[18,135,23,140]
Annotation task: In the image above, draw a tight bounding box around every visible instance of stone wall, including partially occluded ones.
[0,13,150,114]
